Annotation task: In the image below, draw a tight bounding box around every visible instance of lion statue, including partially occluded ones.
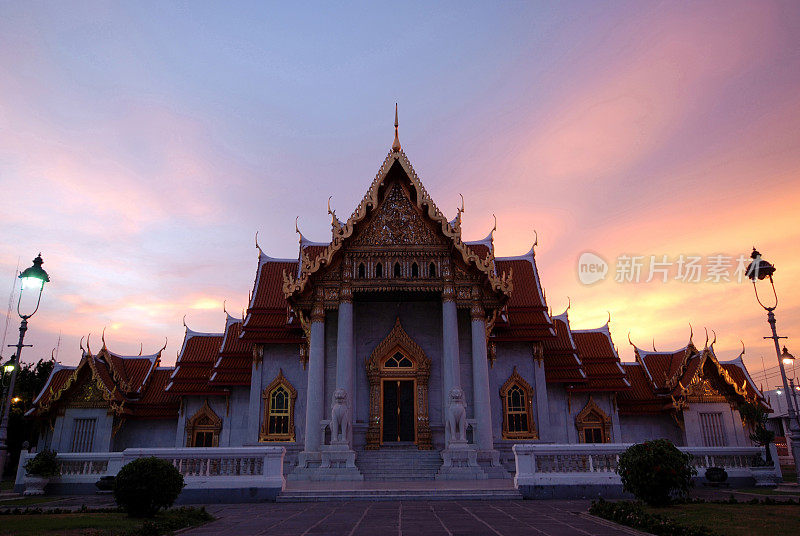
[446,387,467,443]
[330,388,351,443]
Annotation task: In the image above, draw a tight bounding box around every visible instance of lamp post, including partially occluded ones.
[0,254,49,477]
[746,248,800,483]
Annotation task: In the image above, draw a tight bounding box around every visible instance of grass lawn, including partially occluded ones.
[0,512,141,535]
[645,503,800,536]
[0,496,63,507]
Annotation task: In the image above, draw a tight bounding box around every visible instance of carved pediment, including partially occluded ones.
[352,183,446,247]
[65,379,108,409]
[686,377,727,403]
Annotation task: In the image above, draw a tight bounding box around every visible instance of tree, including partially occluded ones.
[2,358,54,478]
[739,402,776,464]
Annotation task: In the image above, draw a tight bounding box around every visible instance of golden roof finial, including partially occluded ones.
[392,103,401,153]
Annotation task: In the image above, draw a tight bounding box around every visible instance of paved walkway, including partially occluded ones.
[181,500,646,536]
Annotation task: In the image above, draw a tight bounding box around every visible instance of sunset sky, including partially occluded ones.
[1,2,798,388]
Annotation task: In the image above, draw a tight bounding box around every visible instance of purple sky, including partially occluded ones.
[1,2,799,388]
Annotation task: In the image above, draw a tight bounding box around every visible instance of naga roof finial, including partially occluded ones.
[255,231,262,254]
[606,311,612,325]
[532,230,539,254]
[138,342,143,356]
[101,327,107,349]
[392,103,401,152]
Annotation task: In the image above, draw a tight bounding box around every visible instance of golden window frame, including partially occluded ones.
[575,396,611,443]
[186,400,222,447]
[259,369,297,442]
[499,367,537,440]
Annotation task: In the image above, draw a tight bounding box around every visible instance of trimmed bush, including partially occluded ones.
[23,449,60,477]
[113,457,184,517]
[617,439,696,506]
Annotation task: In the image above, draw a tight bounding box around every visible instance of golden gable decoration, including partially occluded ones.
[282,150,513,302]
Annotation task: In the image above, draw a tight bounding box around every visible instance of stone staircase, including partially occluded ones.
[277,486,523,502]
[355,445,443,481]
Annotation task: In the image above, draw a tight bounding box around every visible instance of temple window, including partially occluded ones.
[500,368,536,439]
[394,262,402,278]
[260,370,297,442]
[375,262,383,278]
[358,263,365,279]
[186,401,222,447]
[411,262,419,278]
[575,397,611,443]
[384,351,414,368]
[699,412,727,446]
[429,262,437,278]
[70,418,96,452]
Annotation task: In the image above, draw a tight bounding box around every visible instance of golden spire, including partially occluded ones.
[392,103,401,152]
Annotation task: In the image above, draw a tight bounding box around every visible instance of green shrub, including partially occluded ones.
[589,499,721,536]
[617,439,696,506]
[113,457,184,517]
[23,449,60,477]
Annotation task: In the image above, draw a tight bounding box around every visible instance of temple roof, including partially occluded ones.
[281,149,513,304]
[210,314,252,387]
[166,325,224,395]
[618,341,765,415]
[28,342,179,419]
[571,325,630,392]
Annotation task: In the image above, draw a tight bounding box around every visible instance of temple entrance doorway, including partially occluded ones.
[366,319,433,449]
[382,379,415,442]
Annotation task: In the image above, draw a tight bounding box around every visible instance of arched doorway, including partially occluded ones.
[365,318,432,450]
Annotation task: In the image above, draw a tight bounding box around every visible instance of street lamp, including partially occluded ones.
[745,247,800,483]
[0,254,50,477]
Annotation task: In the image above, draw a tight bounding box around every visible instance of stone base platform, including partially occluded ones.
[277,478,521,502]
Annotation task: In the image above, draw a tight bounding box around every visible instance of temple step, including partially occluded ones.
[277,488,523,502]
[355,448,442,481]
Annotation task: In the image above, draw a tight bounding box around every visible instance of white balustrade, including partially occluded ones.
[513,443,780,489]
[15,446,285,493]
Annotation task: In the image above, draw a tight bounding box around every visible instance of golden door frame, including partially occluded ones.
[365,318,432,450]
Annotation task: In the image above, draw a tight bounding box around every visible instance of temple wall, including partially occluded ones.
[567,392,620,442]
[619,414,684,445]
[489,342,540,443]
[255,343,308,446]
[113,419,176,450]
[51,408,114,453]
[352,299,451,449]
[682,402,749,447]
[175,395,227,447]
[224,387,251,446]
[545,387,573,443]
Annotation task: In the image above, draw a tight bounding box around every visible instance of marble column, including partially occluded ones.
[470,298,494,452]
[441,284,461,400]
[532,345,552,442]
[336,287,354,444]
[304,302,325,453]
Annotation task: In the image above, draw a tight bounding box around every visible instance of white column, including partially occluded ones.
[336,294,354,444]
[247,349,263,442]
[442,288,461,398]
[532,344,551,441]
[304,303,325,452]
[470,302,494,452]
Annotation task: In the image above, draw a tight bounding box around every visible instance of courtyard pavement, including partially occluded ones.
[180,500,647,536]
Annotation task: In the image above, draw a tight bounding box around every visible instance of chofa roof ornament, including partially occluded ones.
[392,103,401,153]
